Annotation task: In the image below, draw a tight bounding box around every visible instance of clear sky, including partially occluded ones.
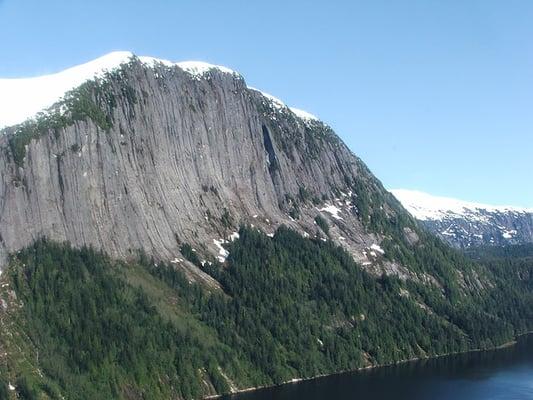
[1,0,532,207]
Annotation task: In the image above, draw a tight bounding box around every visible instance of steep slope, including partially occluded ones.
[0,53,532,399]
[1,230,531,399]
[0,52,417,280]
[391,189,533,248]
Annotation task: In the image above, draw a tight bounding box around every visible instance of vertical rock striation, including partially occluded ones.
[0,57,413,279]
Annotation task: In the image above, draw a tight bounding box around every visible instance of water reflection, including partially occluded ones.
[227,335,533,400]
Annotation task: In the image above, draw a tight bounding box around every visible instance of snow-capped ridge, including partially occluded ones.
[175,61,237,76]
[0,51,319,130]
[0,52,239,130]
[248,87,320,123]
[289,107,319,121]
[0,51,135,129]
[391,189,533,248]
[248,87,286,109]
[391,189,533,221]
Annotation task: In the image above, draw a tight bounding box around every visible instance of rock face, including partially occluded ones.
[392,189,533,248]
[0,56,412,278]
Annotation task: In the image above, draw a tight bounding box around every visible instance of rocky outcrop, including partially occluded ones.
[420,211,533,249]
[0,58,412,278]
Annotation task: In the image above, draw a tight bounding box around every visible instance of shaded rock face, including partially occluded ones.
[420,211,533,249]
[0,60,407,276]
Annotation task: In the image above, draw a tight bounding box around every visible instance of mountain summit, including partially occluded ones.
[0,52,531,399]
[0,52,403,278]
[391,189,533,248]
[0,51,240,129]
[0,51,317,130]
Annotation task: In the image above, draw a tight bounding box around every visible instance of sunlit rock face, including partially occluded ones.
[0,53,412,279]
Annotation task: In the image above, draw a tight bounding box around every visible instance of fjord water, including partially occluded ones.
[228,334,533,400]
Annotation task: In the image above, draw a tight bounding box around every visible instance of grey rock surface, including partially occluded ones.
[419,211,533,249]
[391,189,533,249]
[0,60,415,280]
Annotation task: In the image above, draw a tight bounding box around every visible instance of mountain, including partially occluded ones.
[0,52,531,399]
[0,51,402,278]
[391,189,533,249]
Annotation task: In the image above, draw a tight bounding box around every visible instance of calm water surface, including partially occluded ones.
[227,335,533,400]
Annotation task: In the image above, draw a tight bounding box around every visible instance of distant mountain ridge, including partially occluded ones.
[391,189,533,248]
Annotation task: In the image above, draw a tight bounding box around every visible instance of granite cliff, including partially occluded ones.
[0,52,416,281]
[1,53,532,400]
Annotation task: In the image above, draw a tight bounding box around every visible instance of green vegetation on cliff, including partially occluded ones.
[0,229,531,399]
[3,62,139,167]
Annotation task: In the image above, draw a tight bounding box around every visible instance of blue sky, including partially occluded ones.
[1,0,532,207]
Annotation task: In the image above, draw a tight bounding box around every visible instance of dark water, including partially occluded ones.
[228,335,533,400]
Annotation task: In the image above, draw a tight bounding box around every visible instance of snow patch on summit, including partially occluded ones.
[390,189,533,221]
[0,52,239,130]
[0,51,134,129]
[175,61,237,77]
[247,88,320,123]
[0,51,319,130]
[391,189,533,248]
[248,88,285,110]
[289,107,318,121]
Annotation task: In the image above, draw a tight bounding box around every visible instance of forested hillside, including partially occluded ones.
[1,227,531,399]
[465,244,533,294]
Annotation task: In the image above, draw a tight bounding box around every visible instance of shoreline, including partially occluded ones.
[206,330,532,399]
